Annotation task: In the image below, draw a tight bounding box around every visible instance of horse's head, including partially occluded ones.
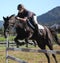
[3,14,26,38]
[3,14,16,38]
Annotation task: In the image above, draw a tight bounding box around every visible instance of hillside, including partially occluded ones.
[37,6,60,25]
[0,6,60,27]
[0,21,4,28]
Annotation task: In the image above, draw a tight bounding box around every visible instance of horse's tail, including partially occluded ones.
[49,28,60,45]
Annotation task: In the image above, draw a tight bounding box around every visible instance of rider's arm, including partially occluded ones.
[16,17,27,22]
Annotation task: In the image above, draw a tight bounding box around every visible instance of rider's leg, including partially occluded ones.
[33,16,40,33]
[33,16,45,36]
[26,16,39,34]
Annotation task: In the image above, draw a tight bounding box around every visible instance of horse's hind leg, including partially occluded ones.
[39,46,50,63]
[45,27,58,63]
[47,43,58,63]
[44,53,50,63]
[52,54,58,63]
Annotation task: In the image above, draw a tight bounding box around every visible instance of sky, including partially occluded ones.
[0,0,60,20]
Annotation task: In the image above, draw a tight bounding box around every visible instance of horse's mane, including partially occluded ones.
[9,14,15,18]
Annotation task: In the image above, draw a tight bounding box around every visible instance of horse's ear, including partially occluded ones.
[3,16,6,20]
[7,16,9,20]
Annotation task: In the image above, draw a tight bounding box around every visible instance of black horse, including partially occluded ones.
[3,14,60,63]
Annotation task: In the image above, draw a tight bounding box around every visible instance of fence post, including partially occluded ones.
[6,33,9,63]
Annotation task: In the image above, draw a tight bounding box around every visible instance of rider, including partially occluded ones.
[16,4,44,34]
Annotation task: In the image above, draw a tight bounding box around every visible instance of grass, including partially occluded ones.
[0,45,60,63]
[0,34,60,63]
[0,36,15,41]
[0,37,6,41]
[58,34,60,37]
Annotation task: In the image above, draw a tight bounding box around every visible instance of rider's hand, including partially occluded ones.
[16,17,20,20]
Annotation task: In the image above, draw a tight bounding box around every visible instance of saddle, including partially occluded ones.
[23,22,46,38]
[38,26,47,38]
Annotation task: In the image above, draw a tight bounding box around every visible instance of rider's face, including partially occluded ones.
[18,8,24,13]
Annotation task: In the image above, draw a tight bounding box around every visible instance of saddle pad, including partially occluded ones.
[38,24,44,29]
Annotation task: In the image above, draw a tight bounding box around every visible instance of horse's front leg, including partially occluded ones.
[14,36,25,48]
[25,39,29,48]
[14,36,20,48]
[32,40,37,47]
